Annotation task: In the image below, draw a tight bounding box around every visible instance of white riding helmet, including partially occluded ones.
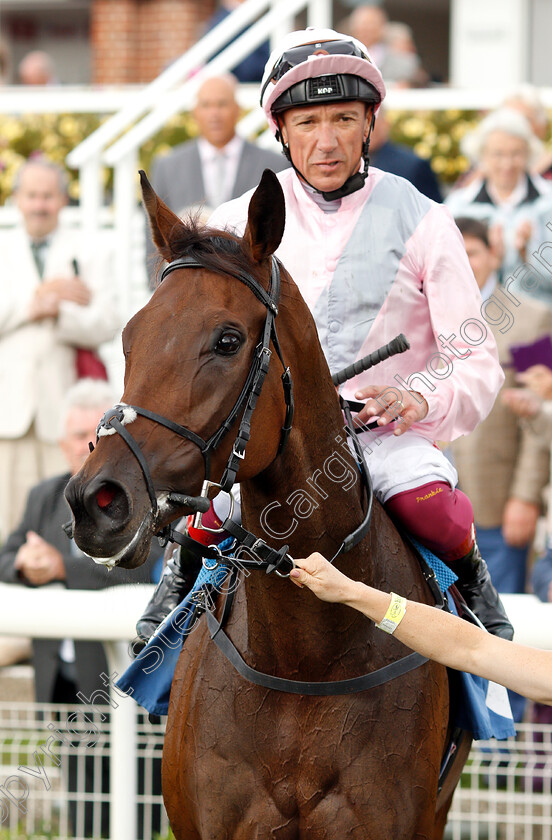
[261,27,386,135]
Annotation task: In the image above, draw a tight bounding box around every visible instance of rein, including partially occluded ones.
[97,254,293,510]
[98,248,430,694]
[97,249,375,576]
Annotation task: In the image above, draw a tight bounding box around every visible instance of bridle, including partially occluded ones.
[100,249,440,697]
[98,254,292,517]
[96,247,373,577]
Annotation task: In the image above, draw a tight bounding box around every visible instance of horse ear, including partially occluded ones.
[243,169,286,263]
[139,170,184,262]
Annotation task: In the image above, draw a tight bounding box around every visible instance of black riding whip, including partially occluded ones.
[331,333,410,387]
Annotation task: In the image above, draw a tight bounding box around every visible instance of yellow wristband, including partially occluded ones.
[375,592,407,634]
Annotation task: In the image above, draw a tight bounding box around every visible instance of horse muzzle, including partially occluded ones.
[64,472,154,569]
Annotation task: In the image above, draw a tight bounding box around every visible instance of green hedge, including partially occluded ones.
[386,108,480,183]
[1,108,548,205]
[0,111,196,205]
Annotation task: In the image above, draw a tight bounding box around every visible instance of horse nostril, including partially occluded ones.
[86,480,131,525]
[96,484,117,509]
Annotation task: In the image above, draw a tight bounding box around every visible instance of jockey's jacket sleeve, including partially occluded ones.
[210,167,504,443]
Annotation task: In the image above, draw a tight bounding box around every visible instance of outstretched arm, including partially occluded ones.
[290,553,552,706]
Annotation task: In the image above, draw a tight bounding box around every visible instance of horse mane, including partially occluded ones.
[155,216,261,286]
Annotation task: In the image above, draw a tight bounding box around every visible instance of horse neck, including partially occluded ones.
[233,294,379,655]
[247,312,364,561]
[229,286,432,671]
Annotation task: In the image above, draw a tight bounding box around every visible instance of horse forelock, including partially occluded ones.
[162,221,263,287]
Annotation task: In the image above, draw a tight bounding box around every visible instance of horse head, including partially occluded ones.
[65,169,289,568]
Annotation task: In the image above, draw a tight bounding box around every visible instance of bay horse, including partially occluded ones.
[66,169,469,839]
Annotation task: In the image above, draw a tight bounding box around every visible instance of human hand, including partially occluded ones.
[289,552,357,603]
[488,222,505,264]
[28,284,61,320]
[517,365,552,400]
[15,531,66,585]
[43,276,91,306]
[353,385,428,436]
[502,387,542,418]
[514,219,533,259]
[502,499,540,547]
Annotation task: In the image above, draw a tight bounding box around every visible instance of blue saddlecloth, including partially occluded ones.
[117,558,230,716]
[412,539,514,741]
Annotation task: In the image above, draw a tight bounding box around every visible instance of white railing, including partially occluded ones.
[0,699,168,840]
[0,587,551,840]
[0,582,155,840]
[63,0,332,324]
[0,84,141,115]
[446,723,552,840]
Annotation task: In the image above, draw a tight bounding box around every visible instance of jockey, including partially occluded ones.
[136,27,513,643]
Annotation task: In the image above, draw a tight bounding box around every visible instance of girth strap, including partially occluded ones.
[196,532,447,696]
[205,607,428,695]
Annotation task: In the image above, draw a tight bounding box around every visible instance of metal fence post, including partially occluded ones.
[104,640,138,840]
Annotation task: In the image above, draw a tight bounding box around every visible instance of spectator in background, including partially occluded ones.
[451,216,551,596]
[503,370,552,729]
[147,73,288,282]
[0,158,120,539]
[381,22,429,88]
[445,108,552,306]
[347,8,428,87]
[18,50,57,85]
[204,0,269,83]
[0,379,161,837]
[369,106,442,201]
[504,363,552,601]
[450,217,552,720]
[347,5,388,68]
[502,85,552,179]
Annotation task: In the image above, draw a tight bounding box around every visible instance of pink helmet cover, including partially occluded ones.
[261,27,386,134]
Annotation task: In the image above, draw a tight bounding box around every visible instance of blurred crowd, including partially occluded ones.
[0,0,552,749]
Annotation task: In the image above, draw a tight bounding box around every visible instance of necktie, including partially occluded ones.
[31,240,47,278]
[210,152,228,208]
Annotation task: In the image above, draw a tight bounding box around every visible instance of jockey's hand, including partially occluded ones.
[289,552,355,603]
[502,498,540,548]
[353,385,428,436]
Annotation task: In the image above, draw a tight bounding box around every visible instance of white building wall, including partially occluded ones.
[450,0,529,88]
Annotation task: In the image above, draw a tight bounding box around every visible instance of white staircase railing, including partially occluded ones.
[65,0,331,322]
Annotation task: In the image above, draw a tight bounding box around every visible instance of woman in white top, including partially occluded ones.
[445,108,552,305]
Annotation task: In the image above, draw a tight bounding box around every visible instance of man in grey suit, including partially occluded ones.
[0,379,161,837]
[0,378,158,703]
[147,73,289,283]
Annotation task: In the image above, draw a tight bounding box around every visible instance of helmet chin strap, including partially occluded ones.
[276,112,375,201]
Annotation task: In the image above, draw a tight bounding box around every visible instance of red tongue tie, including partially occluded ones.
[96,486,116,509]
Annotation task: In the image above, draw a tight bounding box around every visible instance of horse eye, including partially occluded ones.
[215,331,242,356]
